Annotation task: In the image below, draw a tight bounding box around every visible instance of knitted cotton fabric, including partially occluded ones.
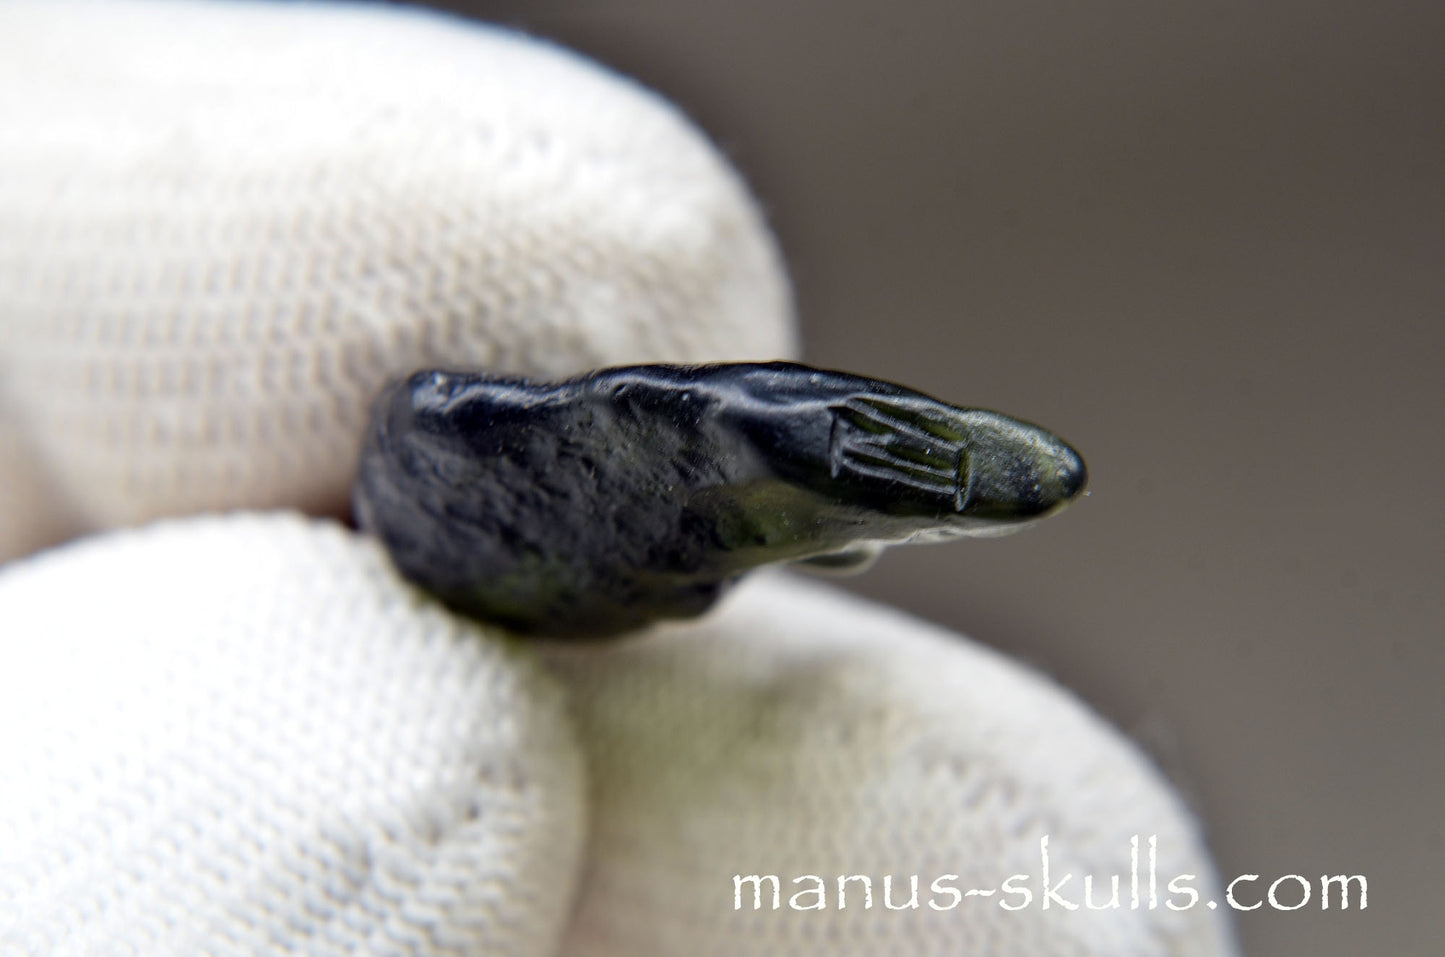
[0,514,585,956]
[0,521,1239,957]
[0,0,795,557]
[543,573,1237,957]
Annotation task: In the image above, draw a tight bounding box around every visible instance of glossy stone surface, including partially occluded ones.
[353,362,1086,637]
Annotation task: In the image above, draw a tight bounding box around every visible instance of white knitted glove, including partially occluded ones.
[0,2,1238,955]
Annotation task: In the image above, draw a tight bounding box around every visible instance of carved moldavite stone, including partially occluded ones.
[353,362,1087,637]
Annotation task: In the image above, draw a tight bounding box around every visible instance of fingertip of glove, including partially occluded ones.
[541,573,1239,956]
[0,0,796,536]
[0,511,586,955]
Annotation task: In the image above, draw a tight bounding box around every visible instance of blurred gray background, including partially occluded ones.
[442,2,1440,953]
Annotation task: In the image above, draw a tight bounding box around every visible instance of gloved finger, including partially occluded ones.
[541,574,1239,957]
[0,513,585,956]
[0,0,795,561]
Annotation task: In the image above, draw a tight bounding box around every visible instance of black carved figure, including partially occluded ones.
[353,362,1087,637]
